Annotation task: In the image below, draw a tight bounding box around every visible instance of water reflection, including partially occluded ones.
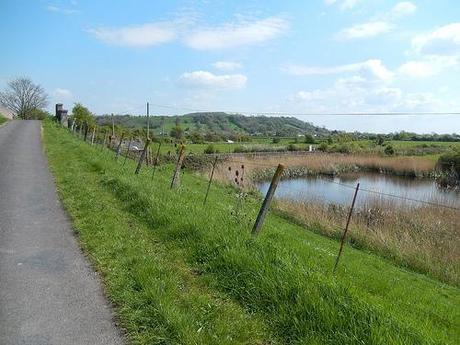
[257,173,460,208]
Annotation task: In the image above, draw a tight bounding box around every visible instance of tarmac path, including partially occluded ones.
[0,120,124,345]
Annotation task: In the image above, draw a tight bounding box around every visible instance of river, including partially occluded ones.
[257,172,460,208]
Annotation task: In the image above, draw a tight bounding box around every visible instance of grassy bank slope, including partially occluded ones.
[0,115,7,125]
[43,122,459,345]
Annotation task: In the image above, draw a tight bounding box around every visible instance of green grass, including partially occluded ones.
[0,114,7,125]
[43,121,459,345]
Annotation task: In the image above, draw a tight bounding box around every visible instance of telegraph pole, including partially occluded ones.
[146,102,150,139]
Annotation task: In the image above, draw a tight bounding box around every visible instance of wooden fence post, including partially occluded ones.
[333,183,360,273]
[203,156,218,205]
[91,126,96,145]
[170,145,186,189]
[151,142,162,179]
[101,131,108,151]
[135,139,151,175]
[115,133,125,160]
[83,122,88,142]
[123,138,132,167]
[252,164,285,236]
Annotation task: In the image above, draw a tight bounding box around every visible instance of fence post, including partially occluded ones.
[203,156,218,205]
[83,122,88,142]
[333,183,360,273]
[170,145,186,189]
[123,138,132,167]
[101,131,108,151]
[115,133,125,160]
[135,139,151,175]
[252,164,285,236]
[91,126,96,145]
[151,142,162,179]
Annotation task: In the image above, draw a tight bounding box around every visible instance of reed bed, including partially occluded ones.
[214,153,437,184]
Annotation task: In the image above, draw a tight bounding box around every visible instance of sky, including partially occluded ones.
[1,0,460,133]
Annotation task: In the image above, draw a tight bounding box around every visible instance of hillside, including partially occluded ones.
[96,112,331,138]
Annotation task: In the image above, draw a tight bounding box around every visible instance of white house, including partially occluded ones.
[0,105,14,119]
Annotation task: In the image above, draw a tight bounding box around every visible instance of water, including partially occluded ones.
[257,173,460,208]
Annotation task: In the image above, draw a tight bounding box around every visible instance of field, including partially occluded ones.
[126,138,460,157]
[44,121,459,345]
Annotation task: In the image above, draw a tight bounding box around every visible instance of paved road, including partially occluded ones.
[0,121,124,345]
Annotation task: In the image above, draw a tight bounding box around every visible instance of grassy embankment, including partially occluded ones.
[44,121,459,345]
[0,114,7,125]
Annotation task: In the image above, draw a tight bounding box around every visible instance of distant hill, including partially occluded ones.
[96,112,331,138]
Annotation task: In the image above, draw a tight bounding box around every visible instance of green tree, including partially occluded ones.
[304,134,316,144]
[72,103,95,127]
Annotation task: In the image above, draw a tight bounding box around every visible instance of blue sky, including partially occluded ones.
[1,0,460,133]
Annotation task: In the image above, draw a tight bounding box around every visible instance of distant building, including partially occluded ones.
[0,105,14,119]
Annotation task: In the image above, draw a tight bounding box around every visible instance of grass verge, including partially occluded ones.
[43,121,459,345]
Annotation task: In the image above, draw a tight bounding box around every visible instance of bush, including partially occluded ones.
[27,108,50,120]
[304,134,316,144]
[272,137,280,144]
[287,144,298,151]
[317,142,329,152]
[384,145,395,156]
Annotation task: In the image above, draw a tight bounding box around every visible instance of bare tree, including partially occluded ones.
[0,78,48,119]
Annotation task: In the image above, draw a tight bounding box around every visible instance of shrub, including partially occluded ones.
[384,145,395,156]
[317,142,329,152]
[287,143,298,151]
[304,134,316,144]
[272,137,280,144]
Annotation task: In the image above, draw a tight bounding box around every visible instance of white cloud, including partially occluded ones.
[335,2,415,40]
[53,88,73,99]
[389,2,417,19]
[87,22,176,47]
[398,56,459,78]
[284,59,394,81]
[325,0,363,10]
[412,23,460,56]
[212,61,242,71]
[337,21,393,40]
[46,5,79,15]
[184,16,288,50]
[398,61,435,78]
[179,71,247,89]
[289,75,441,113]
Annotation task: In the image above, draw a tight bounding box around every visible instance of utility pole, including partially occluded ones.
[146,102,150,139]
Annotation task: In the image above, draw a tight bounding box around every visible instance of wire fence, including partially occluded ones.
[64,119,459,284]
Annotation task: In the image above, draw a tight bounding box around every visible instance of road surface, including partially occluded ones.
[0,121,124,345]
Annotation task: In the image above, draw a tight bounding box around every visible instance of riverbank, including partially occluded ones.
[44,122,459,344]
[211,154,459,286]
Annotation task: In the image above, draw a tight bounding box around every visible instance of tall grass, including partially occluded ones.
[215,153,437,181]
[43,122,459,345]
[275,197,460,286]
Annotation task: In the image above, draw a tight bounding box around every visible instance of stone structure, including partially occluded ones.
[55,103,68,127]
